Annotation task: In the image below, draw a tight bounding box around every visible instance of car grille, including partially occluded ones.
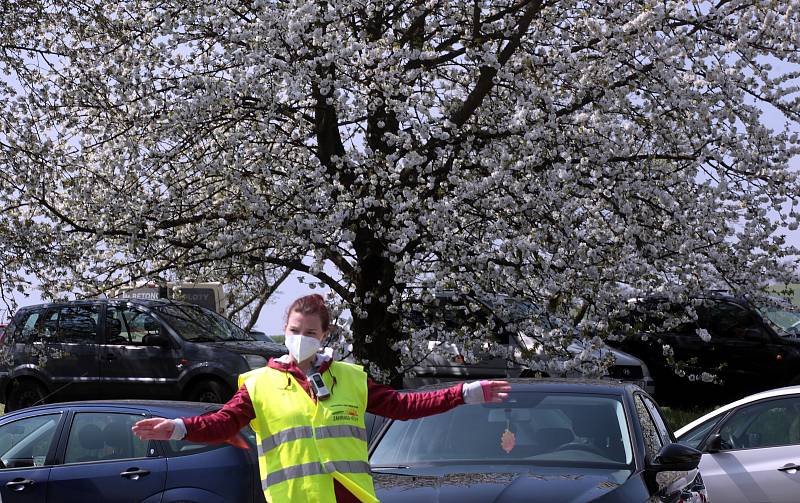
[608,365,643,380]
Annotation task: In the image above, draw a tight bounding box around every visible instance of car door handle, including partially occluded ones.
[6,478,35,491]
[120,468,150,480]
[777,463,800,473]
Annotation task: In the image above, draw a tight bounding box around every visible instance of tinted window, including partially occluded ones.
[641,396,672,443]
[635,395,664,463]
[15,309,43,343]
[697,302,760,339]
[56,305,99,343]
[163,424,257,457]
[371,392,633,468]
[0,413,61,469]
[64,412,150,463]
[153,304,250,342]
[717,396,800,450]
[620,301,696,335]
[36,308,60,341]
[678,417,723,450]
[105,306,161,345]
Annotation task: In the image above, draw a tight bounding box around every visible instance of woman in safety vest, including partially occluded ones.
[132,294,510,503]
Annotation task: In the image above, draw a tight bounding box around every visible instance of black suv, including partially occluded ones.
[402,292,655,393]
[0,299,286,411]
[609,293,800,405]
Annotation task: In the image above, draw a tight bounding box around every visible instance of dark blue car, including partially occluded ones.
[369,379,708,502]
[0,400,265,502]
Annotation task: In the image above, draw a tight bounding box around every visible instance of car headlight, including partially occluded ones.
[243,354,267,370]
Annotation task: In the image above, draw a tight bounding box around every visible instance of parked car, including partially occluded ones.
[368,379,707,502]
[609,293,800,405]
[0,299,287,411]
[404,292,654,394]
[0,400,265,502]
[675,385,800,503]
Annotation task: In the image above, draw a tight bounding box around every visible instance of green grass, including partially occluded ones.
[660,405,718,431]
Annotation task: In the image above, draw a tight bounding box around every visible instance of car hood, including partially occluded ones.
[201,340,287,357]
[372,465,640,503]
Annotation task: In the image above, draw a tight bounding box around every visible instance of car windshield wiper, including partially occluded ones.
[371,465,411,470]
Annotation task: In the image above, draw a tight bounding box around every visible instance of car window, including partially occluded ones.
[15,309,42,343]
[677,417,723,450]
[0,413,62,469]
[697,302,760,339]
[717,396,800,450]
[153,304,250,342]
[64,412,150,463]
[641,395,672,443]
[162,424,257,457]
[371,392,633,468]
[635,395,665,463]
[760,305,800,337]
[56,305,99,343]
[106,306,161,345]
[617,301,695,336]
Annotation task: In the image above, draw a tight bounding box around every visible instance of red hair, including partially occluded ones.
[286,294,331,332]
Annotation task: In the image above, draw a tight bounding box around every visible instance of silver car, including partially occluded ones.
[675,385,800,503]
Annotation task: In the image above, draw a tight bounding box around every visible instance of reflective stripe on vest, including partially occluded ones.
[263,460,371,490]
[259,424,367,455]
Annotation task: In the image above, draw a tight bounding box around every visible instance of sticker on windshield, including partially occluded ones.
[501,429,516,453]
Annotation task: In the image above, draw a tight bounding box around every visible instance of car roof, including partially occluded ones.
[0,400,221,420]
[409,378,637,396]
[16,298,204,311]
[675,384,800,437]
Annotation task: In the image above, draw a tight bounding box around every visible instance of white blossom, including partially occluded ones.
[0,0,799,380]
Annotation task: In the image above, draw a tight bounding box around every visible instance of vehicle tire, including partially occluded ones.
[185,379,231,404]
[6,379,48,412]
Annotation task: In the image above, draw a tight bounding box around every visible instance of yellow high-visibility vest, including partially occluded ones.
[240,362,379,503]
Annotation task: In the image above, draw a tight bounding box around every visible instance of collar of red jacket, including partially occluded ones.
[268,353,333,379]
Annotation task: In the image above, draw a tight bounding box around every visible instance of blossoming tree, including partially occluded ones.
[1,0,799,381]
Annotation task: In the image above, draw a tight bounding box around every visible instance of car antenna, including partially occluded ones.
[32,371,90,408]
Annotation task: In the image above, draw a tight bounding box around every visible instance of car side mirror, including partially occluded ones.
[703,432,734,453]
[742,328,766,341]
[650,442,702,472]
[143,330,171,347]
[704,433,722,453]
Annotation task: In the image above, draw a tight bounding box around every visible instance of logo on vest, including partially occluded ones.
[330,405,360,422]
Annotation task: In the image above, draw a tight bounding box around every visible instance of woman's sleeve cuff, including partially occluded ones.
[170,418,187,440]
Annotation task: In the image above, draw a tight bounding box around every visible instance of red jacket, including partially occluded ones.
[182,357,465,503]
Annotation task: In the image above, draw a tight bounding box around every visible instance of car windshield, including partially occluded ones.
[152,304,253,342]
[371,391,633,469]
[759,306,800,337]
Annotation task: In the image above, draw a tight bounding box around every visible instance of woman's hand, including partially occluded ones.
[131,418,176,441]
[463,380,512,404]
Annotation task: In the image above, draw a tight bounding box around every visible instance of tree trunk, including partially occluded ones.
[351,230,403,387]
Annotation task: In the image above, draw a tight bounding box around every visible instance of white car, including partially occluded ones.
[675,385,800,503]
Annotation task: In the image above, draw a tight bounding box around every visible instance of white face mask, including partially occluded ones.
[284,334,321,363]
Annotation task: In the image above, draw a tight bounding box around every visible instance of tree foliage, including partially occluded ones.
[1,0,800,381]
